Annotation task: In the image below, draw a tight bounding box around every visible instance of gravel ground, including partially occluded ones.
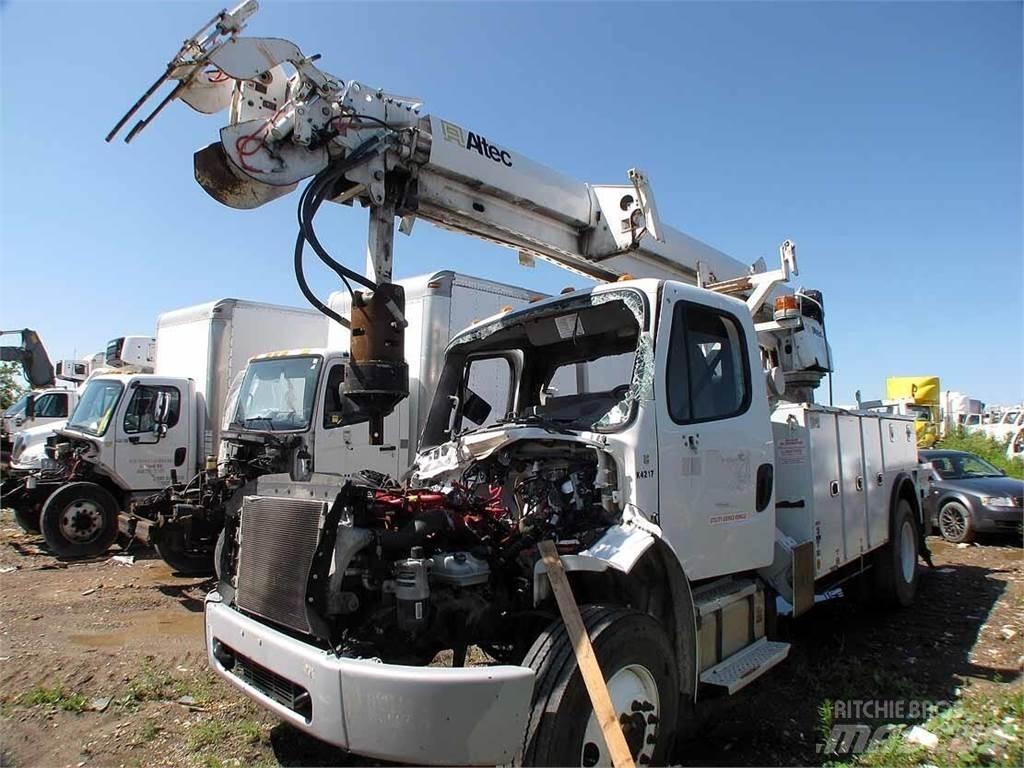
[0,510,1019,767]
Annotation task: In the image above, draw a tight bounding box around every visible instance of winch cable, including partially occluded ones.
[293,137,382,327]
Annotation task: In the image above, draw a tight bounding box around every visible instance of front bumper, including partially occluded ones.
[205,592,536,766]
[973,504,1024,533]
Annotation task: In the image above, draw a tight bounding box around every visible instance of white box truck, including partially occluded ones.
[12,300,325,562]
[125,271,545,574]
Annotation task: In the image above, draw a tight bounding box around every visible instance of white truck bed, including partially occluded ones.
[771,403,920,580]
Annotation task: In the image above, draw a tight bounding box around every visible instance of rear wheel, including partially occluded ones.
[937,501,974,544]
[874,498,920,607]
[153,526,215,575]
[521,606,679,766]
[40,482,120,558]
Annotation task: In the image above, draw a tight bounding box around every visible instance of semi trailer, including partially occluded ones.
[109,4,931,765]
[10,299,325,563]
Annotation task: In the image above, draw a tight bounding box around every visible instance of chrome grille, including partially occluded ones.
[235,495,327,634]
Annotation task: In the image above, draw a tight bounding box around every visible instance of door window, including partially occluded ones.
[123,385,181,434]
[33,393,69,418]
[667,303,750,423]
[462,356,512,429]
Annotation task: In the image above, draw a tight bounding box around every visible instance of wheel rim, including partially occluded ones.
[60,500,103,543]
[580,663,660,766]
[899,518,916,583]
[939,504,968,542]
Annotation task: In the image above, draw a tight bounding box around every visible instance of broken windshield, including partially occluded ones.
[421,290,647,447]
[230,355,322,432]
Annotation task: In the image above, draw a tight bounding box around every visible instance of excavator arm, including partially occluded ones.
[0,329,55,390]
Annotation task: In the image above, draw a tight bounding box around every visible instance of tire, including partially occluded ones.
[873,498,920,608]
[521,606,679,767]
[12,503,41,534]
[153,526,214,576]
[937,500,974,544]
[40,482,120,559]
[213,529,226,581]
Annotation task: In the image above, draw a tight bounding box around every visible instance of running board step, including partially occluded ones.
[699,638,791,695]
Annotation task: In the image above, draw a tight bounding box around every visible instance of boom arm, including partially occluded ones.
[108,2,790,293]
[109,3,826,432]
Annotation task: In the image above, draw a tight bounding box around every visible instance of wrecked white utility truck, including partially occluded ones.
[109,4,929,765]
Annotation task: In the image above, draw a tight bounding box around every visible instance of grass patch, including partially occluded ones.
[938,429,1024,479]
[236,718,263,745]
[119,659,212,710]
[18,684,87,713]
[849,685,1023,767]
[188,720,228,751]
[141,718,161,742]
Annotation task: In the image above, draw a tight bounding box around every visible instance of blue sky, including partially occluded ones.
[1,1,1021,405]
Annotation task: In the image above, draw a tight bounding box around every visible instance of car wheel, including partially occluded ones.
[937,500,974,544]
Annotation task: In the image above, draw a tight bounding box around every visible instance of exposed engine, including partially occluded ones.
[220,440,620,664]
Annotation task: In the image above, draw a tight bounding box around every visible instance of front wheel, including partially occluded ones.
[937,500,974,544]
[521,606,679,767]
[40,482,120,558]
[873,498,920,607]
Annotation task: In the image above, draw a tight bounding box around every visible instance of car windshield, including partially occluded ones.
[926,453,1004,480]
[4,394,28,417]
[67,379,124,436]
[230,355,322,432]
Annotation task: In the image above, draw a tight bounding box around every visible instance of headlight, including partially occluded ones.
[11,435,24,458]
[981,496,1017,508]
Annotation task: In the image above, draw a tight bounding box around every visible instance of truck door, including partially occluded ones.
[113,380,190,491]
[655,286,775,581]
[314,360,402,479]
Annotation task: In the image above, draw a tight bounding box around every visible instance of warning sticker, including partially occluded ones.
[778,437,806,465]
[709,511,751,526]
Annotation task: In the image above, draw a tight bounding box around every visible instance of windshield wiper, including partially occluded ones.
[243,416,277,431]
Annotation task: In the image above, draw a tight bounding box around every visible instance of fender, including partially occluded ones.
[889,470,932,566]
[531,505,700,704]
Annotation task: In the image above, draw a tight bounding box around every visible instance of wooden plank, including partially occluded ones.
[538,539,636,768]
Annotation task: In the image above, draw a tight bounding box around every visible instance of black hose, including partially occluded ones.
[292,137,383,325]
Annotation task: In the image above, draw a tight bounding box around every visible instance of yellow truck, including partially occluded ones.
[886,376,941,447]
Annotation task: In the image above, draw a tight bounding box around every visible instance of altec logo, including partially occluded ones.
[440,120,513,167]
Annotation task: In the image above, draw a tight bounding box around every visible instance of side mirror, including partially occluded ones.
[25,395,35,420]
[152,391,171,439]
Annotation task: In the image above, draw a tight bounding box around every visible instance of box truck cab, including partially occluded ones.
[11,300,326,561]
[128,271,546,575]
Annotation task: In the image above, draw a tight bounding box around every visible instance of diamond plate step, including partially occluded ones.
[699,638,791,695]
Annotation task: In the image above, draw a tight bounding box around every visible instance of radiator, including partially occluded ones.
[235,495,327,634]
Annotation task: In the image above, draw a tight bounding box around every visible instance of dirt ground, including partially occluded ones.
[0,510,1020,768]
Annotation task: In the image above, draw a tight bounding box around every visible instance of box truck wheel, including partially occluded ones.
[873,498,920,607]
[40,482,120,559]
[521,606,680,767]
[153,526,215,576]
